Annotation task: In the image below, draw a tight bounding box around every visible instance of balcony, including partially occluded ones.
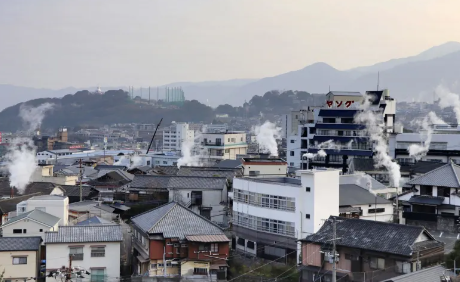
[202,141,224,146]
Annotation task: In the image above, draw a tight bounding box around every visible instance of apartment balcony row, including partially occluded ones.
[201,141,247,147]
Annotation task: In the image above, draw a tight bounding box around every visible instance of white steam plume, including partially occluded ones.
[303,149,327,160]
[302,139,340,159]
[436,85,460,124]
[129,155,143,169]
[253,121,281,156]
[114,156,129,166]
[177,131,208,168]
[6,103,54,194]
[407,112,446,160]
[354,96,401,187]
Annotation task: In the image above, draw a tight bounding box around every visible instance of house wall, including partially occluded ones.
[2,220,58,243]
[0,250,38,280]
[187,241,229,261]
[302,243,321,267]
[45,242,120,282]
[181,261,210,277]
[354,203,394,222]
[27,197,69,226]
[242,163,288,177]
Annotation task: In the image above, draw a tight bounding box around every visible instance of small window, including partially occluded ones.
[210,243,219,253]
[290,162,294,166]
[306,187,311,192]
[39,229,43,232]
[13,229,22,234]
[305,214,310,219]
[187,193,190,198]
[290,140,295,143]
[163,161,167,164]
[91,269,105,282]
[368,208,385,214]
[150,264,157,269]
[237,238,245,246]
[166,261,172,267]
[91,247,105,257]
[247,241,255,249]
[158,263,164,267]
[23,229,27,234]
[370,257,385,270]
[12,257,27,265]
[290,151,294,156]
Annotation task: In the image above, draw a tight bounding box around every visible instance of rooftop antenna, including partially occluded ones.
[377,71,380,91]
[328,85,330,92]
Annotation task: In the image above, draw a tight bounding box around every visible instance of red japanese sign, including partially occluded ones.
[326,101,355,108]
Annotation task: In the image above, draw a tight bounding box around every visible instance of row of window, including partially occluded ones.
[233,189,296,211]
[316,130,368,137]
[233,211,295,236]
[13,228,43,233]
[396,141,447,150]
[69,246,106,260]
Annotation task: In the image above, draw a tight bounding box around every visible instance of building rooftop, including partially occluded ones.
[0,237,42,251]
[28,195,67,201]
[130,175,227,190]
[339,184,391,206]
[3,209,60,228]
[45,225,123,243]
[213,159,242,169]
[407,161,460,188]
[131,202,224,239]
[302,216,443,257]
[328,91,362,97]
[76,216,112,226]
[382,265,454,282]
[241,158,287,164]
[238,177,301,187]
[339,174,387,190]
[0,192,43,214]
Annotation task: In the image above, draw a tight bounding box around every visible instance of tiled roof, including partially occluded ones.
[131,202,225,239]
[45,225,123,244]
[408,162,460,188]
[177,167,241,180]
[382,265,454,282]
[0,237,42,251]
[130,175,227,190]
[94,165,127,171]
[408,195,445,205]
[350,158,386,172]
[0,179,57,196]
[76,216,112,225]
[302,216,441,257]
[3,209,60,227]
[0,192,43,214]
[185,235,229,242]
[400,161,446,175]
[153,166,180,175]
[213,160,242,169]
[60,185,96,197]
[339,184,391,206]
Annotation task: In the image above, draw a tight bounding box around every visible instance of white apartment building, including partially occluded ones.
[390,124,460,165]
[162,122,194,152]
[232,169,340,263]
[203,123,228,133]
[201,132,248,161]
[150,152,180,167]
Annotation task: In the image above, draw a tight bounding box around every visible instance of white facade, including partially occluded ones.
[232,169,340,262]
[151,153,180,166]
[45,241,120,282]
[241,159,288,177]
[30,165,78,185]
[2,218,59,243]
[23,195,69,226]
[355,202,394,222]
[203,123,228,133]
[163,123,194,152]
[201,132,248,160]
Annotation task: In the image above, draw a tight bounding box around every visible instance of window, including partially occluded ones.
[147,161,151,166]
[91,247,105,257]
[247,241,255,249]
[151,264,157,269]
[176,248,180,254]
[163,161,167,164]
[198,244,209,251]
[289,151,295,157]
[91,269,105,282]
[158,263,164,267]
[166,261,172,267]
[13,229,22,234]
[12,257,27,265]
[368,208,385,214]
[210,243,219,253]
[396,261,411,274]
[290,162,294,166]
[237,238,245,246]
[155,161,160,164]
[369,257,385,269]
[290,140,295,143]
[23,229,27,234]
[194,268,208,275]
[70,247,84,260]
[305,214,310,219]
[225,149,230,153]
[39,229,43,232]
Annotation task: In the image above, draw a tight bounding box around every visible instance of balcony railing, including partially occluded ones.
[71,253,84,260]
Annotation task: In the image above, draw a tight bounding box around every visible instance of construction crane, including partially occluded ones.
[146,118,163,154]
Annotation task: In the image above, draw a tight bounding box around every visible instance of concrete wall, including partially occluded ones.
[2,219,58,243]
[242,164,288,176]
[0,250,38,280]
[356,203,394,222]
[27,197,69,226]
[46,242,120,282]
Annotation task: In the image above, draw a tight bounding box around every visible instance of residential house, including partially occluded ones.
[1,209,60,243]
[31,164,78,185]
[340,173,400,199]
[131,202,230,279]
[241,158,287,177]
[0,192,43,224]
[18,195,69,226]
[68,201,116,224]
[382,265,455,282]
[60,185,99,203]
[400,161,460,232]
[128,175,228,225]
[0,237,42,281]
[300,216,444,282]
[45,225,123,282]
[0,179,64,199]
[75,216,112,226]
[89,169,134,201]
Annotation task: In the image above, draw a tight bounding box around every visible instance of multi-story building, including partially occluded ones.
[200,132,248,161]
[17,195,69,226]
[286,90,397,173]
[203,123,228,133]
[390,124,460,165]
[232,169,340,263]
[162,123,194,152]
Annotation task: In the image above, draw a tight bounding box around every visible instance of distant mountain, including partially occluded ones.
[348,41,460,75]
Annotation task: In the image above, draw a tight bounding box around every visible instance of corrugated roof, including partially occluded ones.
[408,162,460,188]
[45,225,123,243]
[339,184,391,206]
[130,175,227,190]
[185,235,230,242]
[131,202,225,239]
[3,209,60,228]
[0,237,42,251]
[302,216,441,257]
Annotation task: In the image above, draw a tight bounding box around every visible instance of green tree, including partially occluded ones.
[446,240,460,269]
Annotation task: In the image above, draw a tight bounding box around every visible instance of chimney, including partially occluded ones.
[10,186,14,198]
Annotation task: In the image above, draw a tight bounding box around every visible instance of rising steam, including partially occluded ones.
[6,103,54,194]
[436,85,460,123]
[302,140,341,159]
[177,131,208,168]
[407,112,446,160]
[354,96,401,187]
[253,121,281,156]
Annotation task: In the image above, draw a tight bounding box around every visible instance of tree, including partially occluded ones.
[446,240,460,270]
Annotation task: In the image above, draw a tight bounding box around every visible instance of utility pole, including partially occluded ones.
[67,254,73,282]
[149,86,151,104]
[79,158,83,202]
[332,217,337,282]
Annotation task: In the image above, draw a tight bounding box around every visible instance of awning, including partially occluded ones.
[339,206,361,213]
[408,196,444,205]
[137,255,149,263]
[186,235,230,242]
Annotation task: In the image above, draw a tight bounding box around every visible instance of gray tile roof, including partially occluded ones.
[302,216,442,257]
[60,185,95,197]
[382,265,454,282]
[350,158,386,172]
[153,166,180,175]
[76,216,112,225]
[0,192,43,214]
[177,167,241,180]
[213,159,242,169]
[130,175,227,190]
[131,202,225,239]
[408,162,460,188]
[3,209,60,227]
[45,225,123,244]
[408,195,445,205]
[0,237,42,251]
[339,184,391,206]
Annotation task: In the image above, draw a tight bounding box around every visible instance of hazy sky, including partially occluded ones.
[1,0,459,89]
